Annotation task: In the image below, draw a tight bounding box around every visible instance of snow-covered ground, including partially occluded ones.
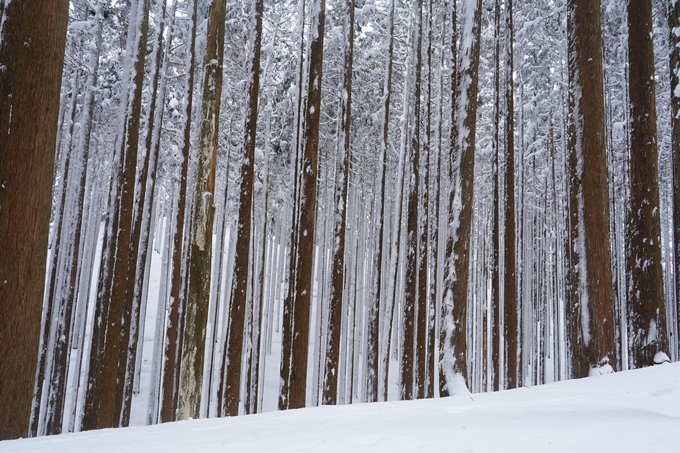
[4,362,679,452]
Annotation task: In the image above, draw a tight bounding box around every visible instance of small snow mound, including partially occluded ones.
[588,364,614,377]
[446,373,471,397]
[653,352,671,365]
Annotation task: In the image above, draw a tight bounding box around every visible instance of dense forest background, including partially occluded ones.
[0,0,678,441]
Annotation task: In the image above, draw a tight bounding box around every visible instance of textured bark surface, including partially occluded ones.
[566,0,615,378]
[401,0,423,401]
[0,0,69,440]
[669,0,680,362]
[323,0,354,406]
[626,0,669,369]
[287,0,325,410]
[177,0,227,420]
[161,0,200,424]
[223,0,264,417]
[440,0,482,395]
[439,0,458,398]
[503,0,518,391]
[82,0,150,430]
[491,0,501,393]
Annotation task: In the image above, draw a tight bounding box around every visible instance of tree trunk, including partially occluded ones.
[81,0,150,431]
[503,0,518,391]
[177,0,227,420]
[323,0,354,406]
[0,0,69,440]
[285,0,326,410]
[440,0,482,396]
[626,0,669,369]
[161,0,200,423]
[374,0,395,403]
[671,0,680,361]
[400,0,423,402]
[566,0,616,378]
[222,0,264,417]
[491,0,501,393]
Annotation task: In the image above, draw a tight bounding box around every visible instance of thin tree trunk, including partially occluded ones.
[322,0,354,406]
[374,0,395,403]
[503,0,517,391]
[491,0,501,393]
[670,0,680,360]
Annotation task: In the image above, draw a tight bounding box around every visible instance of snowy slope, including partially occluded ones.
[3,362,679,453]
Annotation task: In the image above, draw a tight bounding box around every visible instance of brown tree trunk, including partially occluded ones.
[440,0,458,398]
[222,0,264,417]
[82,0,151,431]
[161,0,200,424]
[416,0,432,400]
[440,0,482,396]
[503,0,518,391]
[323,0,354,406]
[279,0,307,412]
[177,0,227,420]
[566,0,616,378]
[0,0,69,440]
[626,0,669,368]
[669,0,680,361]
[401,0,423,401]
[286,0,326,410]
[491,0,501,393]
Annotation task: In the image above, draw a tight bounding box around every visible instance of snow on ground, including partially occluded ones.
[4,362,679,452]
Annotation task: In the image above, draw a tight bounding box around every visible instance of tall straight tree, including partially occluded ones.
[566,0,616,378]
[401,0,423,401]
[82,0,151,431]
[280,0,326,410]
[440,0,482,396]
[161,0,200,423]
[626,0,669,368]
[177,0,227,420]
[374,0,396,403]
[503,0,518,390]
[0,0,69,441]
[439,0,457,397]
[490,0,501,393]
[669,0,680,359]
[222,0,264,417]
[323,0,354,406]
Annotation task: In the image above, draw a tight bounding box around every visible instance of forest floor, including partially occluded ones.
[3,361,679,452]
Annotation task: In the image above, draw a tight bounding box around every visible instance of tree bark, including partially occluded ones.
[0,0,69,440]
[503,0,518,391]
[669,0,680,363]
[286,0,326,410]
[222,0,264,417]
[161,0,200,424]
[177,0,227,420]
[323,0,354,406]
[626,0,669,368]
[566,0,616,378]
[440,0,482,396]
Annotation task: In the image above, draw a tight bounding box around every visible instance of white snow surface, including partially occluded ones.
[4,363,680,452]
